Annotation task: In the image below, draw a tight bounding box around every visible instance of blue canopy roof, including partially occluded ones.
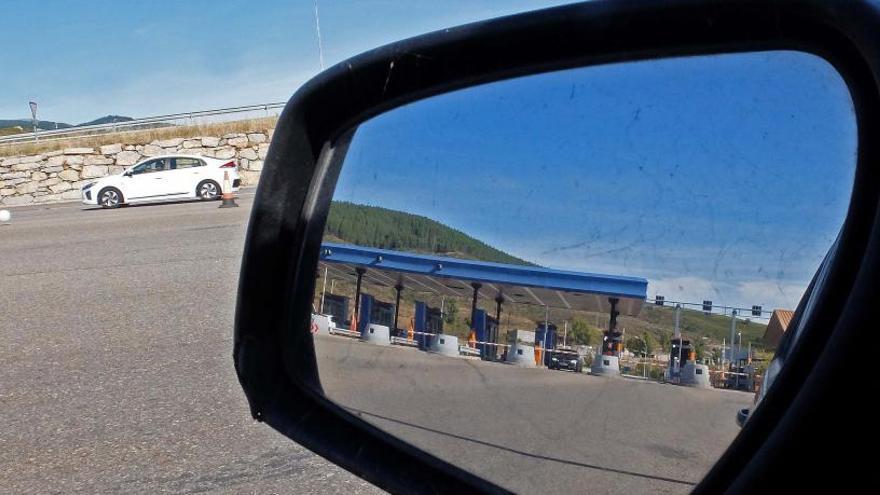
[318,242,647,315]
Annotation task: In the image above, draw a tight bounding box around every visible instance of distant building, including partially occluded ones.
[762,309,795,349]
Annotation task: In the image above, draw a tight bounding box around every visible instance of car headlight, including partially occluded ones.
[82,182,96,190]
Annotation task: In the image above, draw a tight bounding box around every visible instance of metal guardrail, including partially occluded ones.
[0,101,287,146]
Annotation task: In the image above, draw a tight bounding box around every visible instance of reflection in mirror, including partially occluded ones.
[309,51,855,492]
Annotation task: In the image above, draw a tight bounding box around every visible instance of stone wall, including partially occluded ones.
[0,130,272,206]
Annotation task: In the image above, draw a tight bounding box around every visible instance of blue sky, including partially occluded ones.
[0,0,570,122]
[1,2,857,314]
[334,51,857,313]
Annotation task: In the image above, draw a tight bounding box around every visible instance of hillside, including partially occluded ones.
[0,115,133,136]
[0,119,73,132]
[321,202,767,352]
[325,201,533,265]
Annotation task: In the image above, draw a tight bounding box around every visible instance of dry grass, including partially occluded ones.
[0,117,278,157]
[0,126,26,137]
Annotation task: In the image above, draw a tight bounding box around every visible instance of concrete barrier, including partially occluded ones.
[590,354,620,376]
[361,323,391,346]
[310,313,335,336]
[428,333,460,357]
[506,342,537,367]
[681,362,712,388]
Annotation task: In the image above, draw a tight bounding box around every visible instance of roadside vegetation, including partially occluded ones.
[0,117,277,158]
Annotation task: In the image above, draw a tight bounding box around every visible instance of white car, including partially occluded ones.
[81,154,241,208]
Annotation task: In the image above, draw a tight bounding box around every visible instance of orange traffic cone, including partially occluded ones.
[219,170,238,208]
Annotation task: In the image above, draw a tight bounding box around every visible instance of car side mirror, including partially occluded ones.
[737,408,750,428]
[234,2,880,493]
[123,171,132,177]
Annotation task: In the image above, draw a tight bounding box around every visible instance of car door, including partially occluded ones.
[124,159,167,199]
[144,157,190,198]
[168,157,207,197]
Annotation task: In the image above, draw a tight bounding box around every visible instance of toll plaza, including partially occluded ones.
[312,242,647,372]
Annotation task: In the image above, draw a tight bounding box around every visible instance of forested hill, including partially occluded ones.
[325,201,533,266]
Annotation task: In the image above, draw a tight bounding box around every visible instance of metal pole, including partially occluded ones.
[319,266,328,313]
[736,331,743,389]
[353,267,365,331]
[314,0,326,70]
[729,310,738,365]
[543,305,550,367]
[675,304,682,382]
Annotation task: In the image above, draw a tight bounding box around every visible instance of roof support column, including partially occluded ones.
[608,297,619,333]
[494,294,504,350]
[393,283,404,336]
[470,282,482,335]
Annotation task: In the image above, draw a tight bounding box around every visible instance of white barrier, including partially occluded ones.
[506,342,537,367]
[681,362,712,388]
[361,323,391,346]
[590,354,621,376]
[428,333,460,357]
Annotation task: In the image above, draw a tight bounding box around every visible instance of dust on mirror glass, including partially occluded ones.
[309,51,855,493]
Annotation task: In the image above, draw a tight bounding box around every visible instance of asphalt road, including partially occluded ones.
[316,336,753,494]
[0,193,382,494]
[1,194,752,494]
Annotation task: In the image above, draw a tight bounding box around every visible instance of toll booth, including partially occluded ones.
[414,301,444,349]
[356,294,395,336]
[669,337,695,379]
[535,323,558,366]
[472,309,499,360]
[322,293,349,329]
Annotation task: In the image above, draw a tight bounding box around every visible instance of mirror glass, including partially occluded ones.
[310,51,855,493]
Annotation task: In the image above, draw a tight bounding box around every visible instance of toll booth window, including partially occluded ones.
[440,338,445,344]
[696,369,703,375]
[426,307,443,334]
[322,294,349,328]
[517,349,523,355]
[604,359,610,366]
[372,301,394,327]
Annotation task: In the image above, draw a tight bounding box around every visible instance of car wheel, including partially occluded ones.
[197,180,221,200]
[97,187,123,208]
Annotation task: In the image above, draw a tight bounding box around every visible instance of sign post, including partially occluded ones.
[29,101,38,141]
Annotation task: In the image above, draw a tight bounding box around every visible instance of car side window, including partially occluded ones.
[149,158,168,172]
[132,159,168,174]
[173,157,204,169]
[130,160,153,175]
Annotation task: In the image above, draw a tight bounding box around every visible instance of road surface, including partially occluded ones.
[316,336,751,494]
[0,193,381,494]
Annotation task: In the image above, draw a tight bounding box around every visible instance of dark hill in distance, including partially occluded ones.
[325,201,533,266]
